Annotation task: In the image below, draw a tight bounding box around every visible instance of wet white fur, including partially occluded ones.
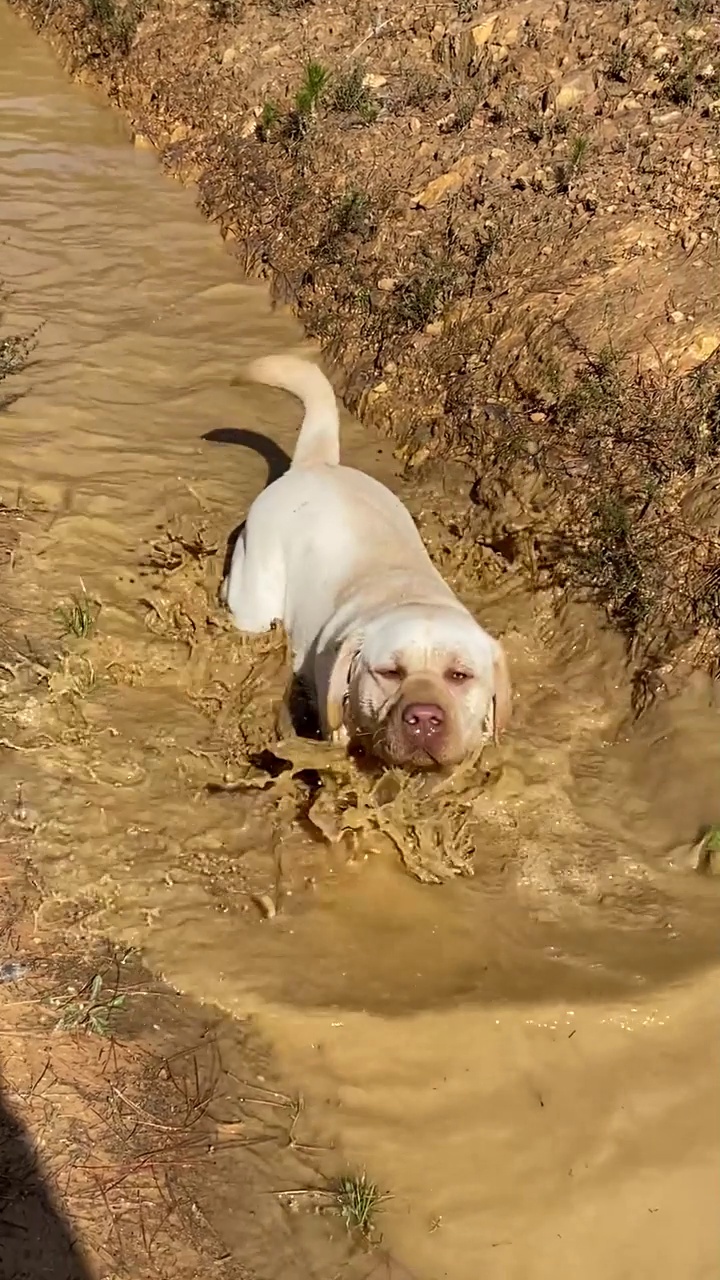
[222,355,511,759]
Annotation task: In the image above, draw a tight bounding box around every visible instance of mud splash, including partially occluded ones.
[1,6,720,1278]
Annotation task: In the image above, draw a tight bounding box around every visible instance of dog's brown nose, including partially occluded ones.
[402,703,444,736]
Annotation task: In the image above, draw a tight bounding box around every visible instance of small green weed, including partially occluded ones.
[0,332,35,380]
[703,826,720,854]
[555,135,589,193]
[57,590,99,639]
[208,0,241,19]
[272,60,330,145]
[314,189,375,263]
[607,43,631,83]
[334,1172,387,1237]
[674,0,706,15]
[257,99,281,140]
[87,0,144,54]
[578,496,652,633]
[660,44,700,106]
[527,111,570,145]
[53,974,126,1037]
[390,258,462,333]
[330,188,372,235]
[400,72,438,111]
[88,0,114,21]
[353,286,373,317]
[265,0,313,11]
[295,60,330,118]
[331,65,378,123]
[692,825,720,874]
[0,326,37,410]
[663,65,697,106]
[451,89,478,130]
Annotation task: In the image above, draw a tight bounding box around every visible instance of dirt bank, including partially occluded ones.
[10,0,720,702]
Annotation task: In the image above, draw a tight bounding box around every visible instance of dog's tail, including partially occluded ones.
[244,355,340,469]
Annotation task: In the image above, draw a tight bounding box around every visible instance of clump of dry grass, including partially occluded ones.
[334,1170,388,1236]
[0,311,36,409]
[51,972,126,1035]
[56,589,99,639]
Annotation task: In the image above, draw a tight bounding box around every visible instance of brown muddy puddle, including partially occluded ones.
[1,6,719,1278]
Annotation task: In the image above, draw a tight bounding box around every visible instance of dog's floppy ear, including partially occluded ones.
[492,642,512,743]
[325,634,361,737]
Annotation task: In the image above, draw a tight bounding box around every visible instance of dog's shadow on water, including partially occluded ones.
[203,426,320,740]
[202,426,291,576]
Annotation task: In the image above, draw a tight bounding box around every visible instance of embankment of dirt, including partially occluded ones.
[10,0,720,700]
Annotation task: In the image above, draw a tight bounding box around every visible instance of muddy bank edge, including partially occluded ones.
[9,0,720,700]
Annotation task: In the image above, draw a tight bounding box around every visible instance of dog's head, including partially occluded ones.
[325,603,511,768]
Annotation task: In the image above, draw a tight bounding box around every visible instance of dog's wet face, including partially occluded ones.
[345,605,510,768]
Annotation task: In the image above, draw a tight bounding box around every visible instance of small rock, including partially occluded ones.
[685,26,707,41]
[677,331,720,373]
[552,70,595,112]
[251,893,277,920]
[408,444,431,467]
[471,14,498,47]
[363,72,387,89]
[370,381,389,397]
[511,161,533,190]
[377,277,397,292]
[500,20,522,47]
[682,228,699,251]
[133,133,154,151]
[668,310,685,325]
[409,116,422,134]
[411,155,476,209]
[221,46,237,67]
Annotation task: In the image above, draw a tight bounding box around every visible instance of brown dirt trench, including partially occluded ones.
[0,3,719,1279]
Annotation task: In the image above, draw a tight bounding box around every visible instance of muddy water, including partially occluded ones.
[2,7,720,1278]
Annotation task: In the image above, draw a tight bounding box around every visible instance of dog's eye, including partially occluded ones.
[446,669,472,684]
[374,666,404,681]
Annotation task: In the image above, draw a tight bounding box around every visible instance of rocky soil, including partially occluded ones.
[12,0,720,701]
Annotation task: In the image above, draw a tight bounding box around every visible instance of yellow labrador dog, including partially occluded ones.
[222,355,511,768]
